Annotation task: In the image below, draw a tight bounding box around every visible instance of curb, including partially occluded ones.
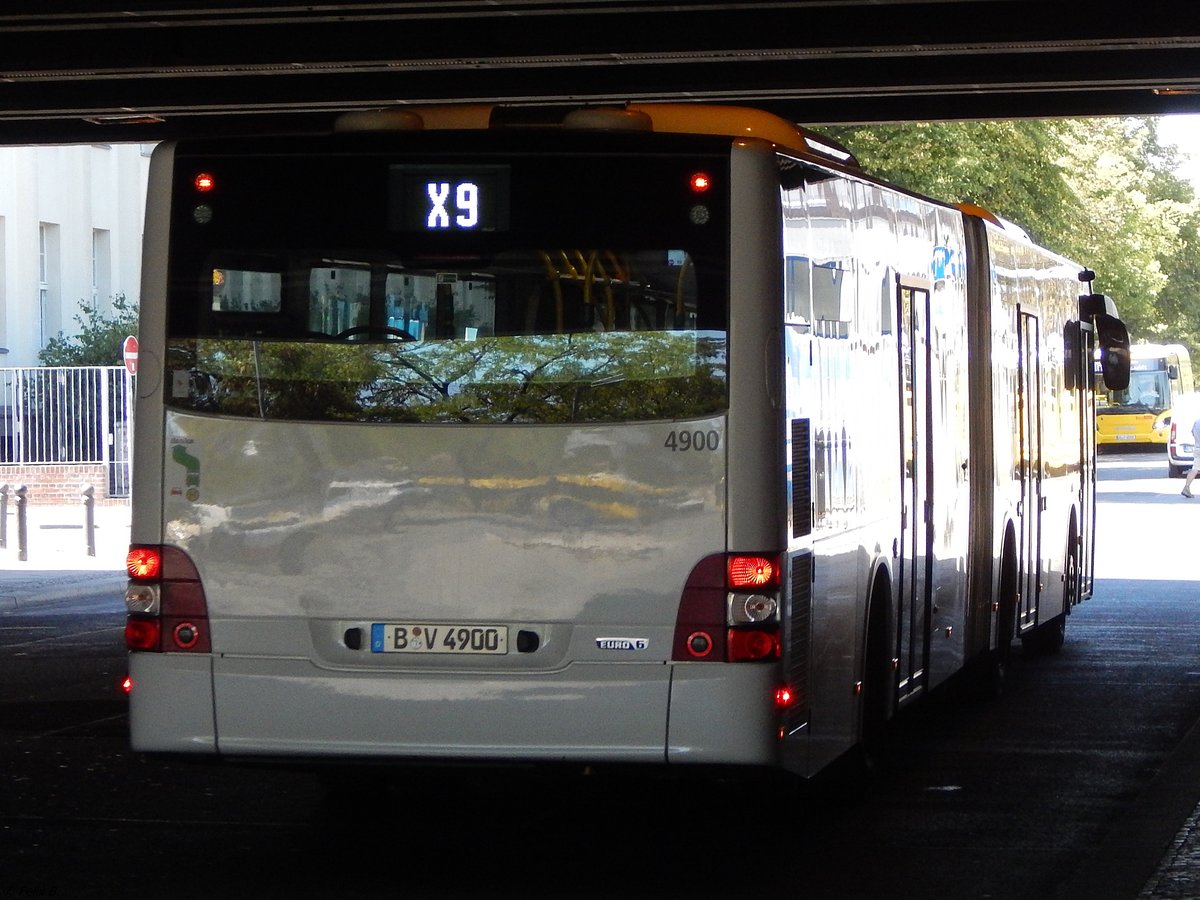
[0,569,127,611]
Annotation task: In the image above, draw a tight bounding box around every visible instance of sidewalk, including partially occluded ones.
[0,502,128,610]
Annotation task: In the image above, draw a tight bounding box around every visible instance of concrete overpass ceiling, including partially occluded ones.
[2,1,1200,142]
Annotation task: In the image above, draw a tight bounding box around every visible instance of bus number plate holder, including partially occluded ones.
[370,623,508,655]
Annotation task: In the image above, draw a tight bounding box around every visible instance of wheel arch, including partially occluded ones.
[859,559,895,742]
[996,519,1019,651]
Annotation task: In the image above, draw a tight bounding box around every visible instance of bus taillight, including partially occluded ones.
[674,553,781,662]
[124,544,211,654]
[124,618,160,651]
[728,554,778,588]
[127,546,162,580]
[727,628,779,661]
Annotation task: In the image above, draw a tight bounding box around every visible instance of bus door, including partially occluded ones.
[896,278,933,703]
[1017,309,1043,629]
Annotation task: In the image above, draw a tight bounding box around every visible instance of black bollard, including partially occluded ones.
[82,484,96,557]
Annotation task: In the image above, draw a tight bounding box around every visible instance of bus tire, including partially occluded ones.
[980,530,1019,698]
[1023,526,1077,655]
[814,575,894,797]
[858,573,893,773]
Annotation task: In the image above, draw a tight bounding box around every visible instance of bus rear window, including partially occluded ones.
[167,248,727,424]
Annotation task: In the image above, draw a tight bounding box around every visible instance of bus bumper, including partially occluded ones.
[210,657,673,762]
[128,653,216,753]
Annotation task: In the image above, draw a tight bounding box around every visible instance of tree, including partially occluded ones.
[816,120,1077,249]
[814,118,1200,355]
[38,293,139,367]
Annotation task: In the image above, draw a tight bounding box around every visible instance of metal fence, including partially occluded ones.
[0,366,132,498]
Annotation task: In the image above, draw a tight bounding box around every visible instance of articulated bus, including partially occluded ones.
[1095,342,1193,447]
[124,104,1129,781]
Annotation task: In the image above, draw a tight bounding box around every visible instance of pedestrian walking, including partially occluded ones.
[1183,415,1200,497]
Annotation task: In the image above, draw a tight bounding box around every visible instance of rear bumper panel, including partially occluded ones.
[131,655,782,768]
[128,653,216,753]
[212,657,673,762]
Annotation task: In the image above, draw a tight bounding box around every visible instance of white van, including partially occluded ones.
[1166,393,1200,477]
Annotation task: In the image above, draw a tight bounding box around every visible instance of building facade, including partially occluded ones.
[0,143,151,367]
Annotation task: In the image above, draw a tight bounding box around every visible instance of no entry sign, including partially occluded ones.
[122,335,139,376]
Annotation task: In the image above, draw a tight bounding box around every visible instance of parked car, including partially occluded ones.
[1166,393,1200,477]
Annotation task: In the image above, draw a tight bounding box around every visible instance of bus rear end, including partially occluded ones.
[126,122,786,768]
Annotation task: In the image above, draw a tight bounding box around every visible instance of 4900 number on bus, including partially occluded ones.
[370,623,509,655]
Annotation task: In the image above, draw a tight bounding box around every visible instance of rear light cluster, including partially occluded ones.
[124,545,211,653]
[673,553,781,662]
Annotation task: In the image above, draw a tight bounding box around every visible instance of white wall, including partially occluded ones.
[0,144,150,367]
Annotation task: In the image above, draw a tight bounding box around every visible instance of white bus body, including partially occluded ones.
[126,104,1128,778]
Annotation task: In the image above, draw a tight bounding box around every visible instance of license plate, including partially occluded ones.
[1115,434,1135,441]
[370,623,508,655]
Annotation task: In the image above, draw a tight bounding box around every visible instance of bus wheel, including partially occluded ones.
[815,580,893,797]
[858,577,893,773]
[1022,531,1075,656]
[1022,612,1066,655]
[979,536,1019,699]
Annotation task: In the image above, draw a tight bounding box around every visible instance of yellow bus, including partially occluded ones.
[1096,343,1193,447]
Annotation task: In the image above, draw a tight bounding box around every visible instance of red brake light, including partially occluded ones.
[125,618,160,651]
[727,628,780,661]
[194,172,215,192]
[673,553,782,662]
[127,546,162,581]
[728,555,778,588]
[125,545,211,654]
[775,686,795,708]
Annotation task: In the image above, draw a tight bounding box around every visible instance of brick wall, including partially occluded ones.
[0,465,128,506]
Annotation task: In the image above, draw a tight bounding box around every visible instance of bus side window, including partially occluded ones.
[211,267,282,314]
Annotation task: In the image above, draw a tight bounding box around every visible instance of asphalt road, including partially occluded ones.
[2,452,1200,900]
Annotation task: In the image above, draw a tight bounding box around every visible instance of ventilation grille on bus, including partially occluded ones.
[784,551,813,734]
[791,418,812,538]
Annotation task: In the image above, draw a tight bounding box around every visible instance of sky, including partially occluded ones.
[1156,114,1200,190]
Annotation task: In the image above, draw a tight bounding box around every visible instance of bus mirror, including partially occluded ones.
[1094,312,1130,391]
[1063,320,1080,392]
[1079,292,1119,320]
[1169,364,1180,380]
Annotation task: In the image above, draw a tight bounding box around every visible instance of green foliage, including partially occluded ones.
[814,117,1200,357]
[38,293,139,367]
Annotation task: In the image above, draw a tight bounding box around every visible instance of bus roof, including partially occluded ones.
[333,102,860,171]
[1129,343,1190,359]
